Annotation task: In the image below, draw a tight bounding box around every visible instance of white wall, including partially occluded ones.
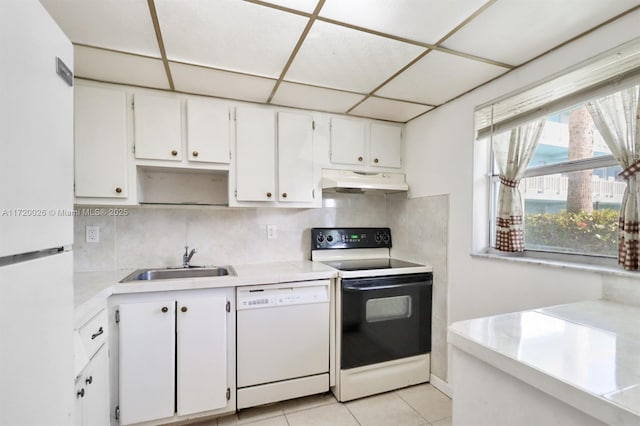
[405,10,640,376]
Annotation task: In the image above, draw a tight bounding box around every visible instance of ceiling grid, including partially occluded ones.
[40,0,640,122]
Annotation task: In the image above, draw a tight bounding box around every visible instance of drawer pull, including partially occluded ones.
[85,376,93,385]
[171,150,178,156]
[181,306,188,313]
[162,306,168,313]
[192,151,199,157]
[358,156,363,162]
[91,327,104,340]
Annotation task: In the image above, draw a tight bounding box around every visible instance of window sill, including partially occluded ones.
[471,249,640,279]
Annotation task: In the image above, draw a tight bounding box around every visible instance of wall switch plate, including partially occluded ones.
[266,224,277,240]
[86,225,100,243]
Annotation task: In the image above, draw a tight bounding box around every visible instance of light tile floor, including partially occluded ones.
[194,384,452,426]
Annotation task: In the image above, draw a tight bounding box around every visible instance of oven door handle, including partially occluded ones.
[342,281,428,291]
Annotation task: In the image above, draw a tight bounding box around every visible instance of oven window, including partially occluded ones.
[366,295,412,322]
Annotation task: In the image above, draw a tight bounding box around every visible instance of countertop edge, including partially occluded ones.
[73,261,340,324]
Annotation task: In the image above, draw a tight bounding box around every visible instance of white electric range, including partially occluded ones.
[311,227,433,402]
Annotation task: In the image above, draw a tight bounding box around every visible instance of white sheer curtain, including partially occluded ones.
[492,120,546,252]
[587,85,640,270]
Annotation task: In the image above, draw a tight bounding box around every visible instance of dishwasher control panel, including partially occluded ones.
[237,282,329,310]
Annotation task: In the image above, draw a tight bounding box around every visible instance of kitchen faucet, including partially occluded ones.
[183,245,197,268]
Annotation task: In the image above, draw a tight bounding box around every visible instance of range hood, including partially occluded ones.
[321,169,409,193]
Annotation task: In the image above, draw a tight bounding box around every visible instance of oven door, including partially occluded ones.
[341,273,432,370]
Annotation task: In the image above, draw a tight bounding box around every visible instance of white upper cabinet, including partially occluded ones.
[74,85,129,198]
[330,117,366,166]
[369,122,402,168]
[329,117,403,170]
[278,112,314,203]
[235,107,276,202]
[133,93,182,161]
[186,99,230,164]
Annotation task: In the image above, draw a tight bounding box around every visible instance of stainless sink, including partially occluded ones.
[120,266,236,282]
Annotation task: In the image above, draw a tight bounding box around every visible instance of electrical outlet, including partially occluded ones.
[266,224,277,240]
[86,225,100,243]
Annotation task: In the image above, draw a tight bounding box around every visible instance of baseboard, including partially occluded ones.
[430,373,452,398]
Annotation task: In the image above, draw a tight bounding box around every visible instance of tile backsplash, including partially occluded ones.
[73,193,388,272]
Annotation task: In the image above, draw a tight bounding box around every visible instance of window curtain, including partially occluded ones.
[492,120,546,252]
[586,85,640,270]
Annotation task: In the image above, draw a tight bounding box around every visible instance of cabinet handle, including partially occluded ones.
[266,192,272,198]
[90,326,104,340]
[181,306,188,313]
[358,156,363,162]
[115,187,122,194]
[161,306,168,313]
[85,376,93,385]
[171,150,178,156]
[77,388,85,399]
[282,192,288,198]
[374,158,379,163]
[192,151,199,157]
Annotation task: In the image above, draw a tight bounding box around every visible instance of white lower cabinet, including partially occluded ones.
[75,346,110,426]
[115,288,235,425]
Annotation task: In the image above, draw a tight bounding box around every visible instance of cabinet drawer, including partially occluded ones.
[78,309,107,359]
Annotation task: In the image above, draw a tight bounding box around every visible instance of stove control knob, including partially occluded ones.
[316,234,325,243]
[327,235,334,243]
[382,233,390,244]
[375,233,382,243]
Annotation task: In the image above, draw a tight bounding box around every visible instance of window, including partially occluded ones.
[477,38,640,261]
[490,104,622,257]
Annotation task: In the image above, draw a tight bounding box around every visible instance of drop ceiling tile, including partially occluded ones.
[170,62,276,103]
[350,97,432,122]
[442,0,640,66]
[286,20,425,93]
[74,46,170,89]
[259,0,319,14]
[271,82,365,113]
[155,0,308,78]
[39,0,160,57]
[376,50,508,105]
[320,0,488,44]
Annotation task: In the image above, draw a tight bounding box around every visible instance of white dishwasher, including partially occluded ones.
[236,280,330,409]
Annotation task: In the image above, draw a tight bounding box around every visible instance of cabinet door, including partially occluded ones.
[235,107,276,201]
[133,94,182,161]
[74,380,84,426]
[370,123,402,168]
[75,85,128,198]
[186,99,230,163]
[82,346,110,426]
[278,112,314,203]
[330,117,366,166]
[177,295,228,416]
[118,301,175,425]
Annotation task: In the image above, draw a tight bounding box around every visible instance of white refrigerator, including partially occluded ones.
[0,1,75,424]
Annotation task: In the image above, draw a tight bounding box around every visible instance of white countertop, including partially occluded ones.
[74,260,337,324]
[449,300,640,425]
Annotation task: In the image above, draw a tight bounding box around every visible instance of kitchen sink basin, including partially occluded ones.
[120,266,236,282]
